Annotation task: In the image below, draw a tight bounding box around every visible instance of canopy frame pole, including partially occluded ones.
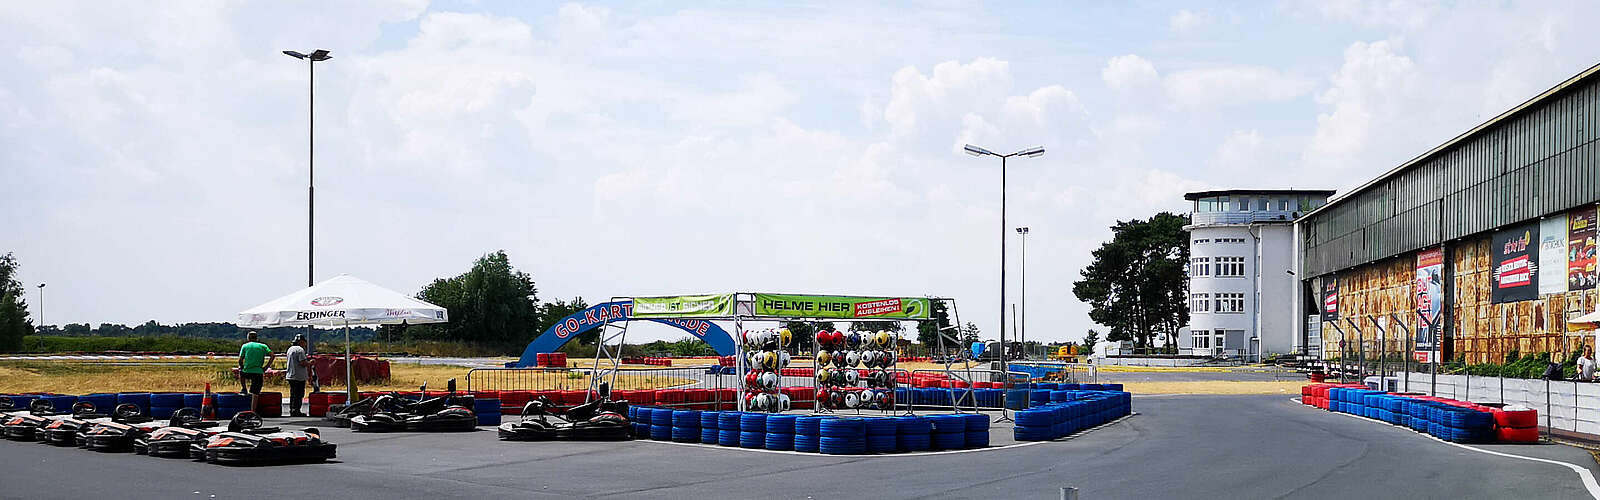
[344,320,355,403]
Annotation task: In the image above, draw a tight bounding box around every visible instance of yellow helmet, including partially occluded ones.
[817,350,832,365]
[778,328,794,348]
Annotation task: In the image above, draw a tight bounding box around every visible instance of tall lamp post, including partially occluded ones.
[963,144,1044,381]
[283,48,331,356]
[36,283,44,351]
[1015,226,1029,359]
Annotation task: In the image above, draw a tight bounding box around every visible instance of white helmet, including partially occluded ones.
[778,351,792,368]
[843,391,860,408]
[759,371,779,390]
[845,351,861,368]
[777,393,792,412]
[844,369,860,385]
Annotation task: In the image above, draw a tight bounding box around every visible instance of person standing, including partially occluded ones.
[1578,346,1596,382]
[285,334,311,417]
[237,331,275,412]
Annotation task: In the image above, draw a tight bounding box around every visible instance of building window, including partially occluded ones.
[1278,199,1289,211]
[1193,238,1209,245]
[1255,198,1268,211]
[1190,257,1211,277]
[1192,333,1210,349]
[1214,293,1245,313]
[1235,197,1248,211]
[1215,257,1246,277]
[1190,293,1210,312]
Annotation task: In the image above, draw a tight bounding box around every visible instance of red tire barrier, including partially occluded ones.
[1497,426,1539,443]
[1493,407,1538,428]
[256,392,282,417]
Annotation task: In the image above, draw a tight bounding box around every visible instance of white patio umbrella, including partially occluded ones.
[238,274,447,400]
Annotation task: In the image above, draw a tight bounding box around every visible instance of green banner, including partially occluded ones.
[631,294,734,318]
[753,294,930,320]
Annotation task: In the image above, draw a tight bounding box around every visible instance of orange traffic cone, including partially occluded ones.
[201,383,216,420]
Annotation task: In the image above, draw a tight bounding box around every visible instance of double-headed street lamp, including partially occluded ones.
[282,49,331,289]
[1015,226,1028,358]
[963,144,1043,377]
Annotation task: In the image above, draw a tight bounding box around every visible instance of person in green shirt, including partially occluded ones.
[237,332,275,411]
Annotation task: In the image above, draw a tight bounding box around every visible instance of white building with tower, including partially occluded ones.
[1182,189,1334,359]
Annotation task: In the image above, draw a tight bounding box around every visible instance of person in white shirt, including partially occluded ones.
[1577,346,1596,382]
[285,335,311,417]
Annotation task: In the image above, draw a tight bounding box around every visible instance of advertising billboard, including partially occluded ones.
[1539,215,1568,295]
[1571,206,1598,291]
[1491,223,1540,304]
[1415,248,1443,362]
[1321,278,1339,321]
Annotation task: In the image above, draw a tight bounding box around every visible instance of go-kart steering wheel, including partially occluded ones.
[170,407,202,426]
[71,401,98,416]
[228,411,263,432]
[112,403,143,421]
[30,399,56,414]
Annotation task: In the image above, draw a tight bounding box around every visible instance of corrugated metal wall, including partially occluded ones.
[1302,75,1600,277]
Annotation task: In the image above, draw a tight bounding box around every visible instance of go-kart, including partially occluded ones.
[40,402,116,446]
[348,379,476,433]
[198,411,336,465]
[3,399,69,441]
[497,395,631,441]
[133,408,228,457]
[81,405,159,451]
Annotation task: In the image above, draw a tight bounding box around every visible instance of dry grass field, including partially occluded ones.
[0,361,693,394]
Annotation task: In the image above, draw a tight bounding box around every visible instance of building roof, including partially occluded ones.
[1304,61,1600,219]
[1182,189,1337,201]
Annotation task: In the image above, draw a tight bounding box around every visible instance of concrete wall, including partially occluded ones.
[1398,372,1599,436]
[1257,223,1297,355]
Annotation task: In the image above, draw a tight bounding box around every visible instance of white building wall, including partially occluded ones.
[1188,225,1254,353]
[1255,223,1297,356]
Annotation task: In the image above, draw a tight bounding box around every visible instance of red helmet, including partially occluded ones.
[828,331,845,346]
[816,330,833,347]
[744,371,760,387]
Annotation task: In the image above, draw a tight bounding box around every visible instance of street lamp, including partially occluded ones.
[1015,226,1029,358]
[284,48,330,356]
[963,144,1044,378]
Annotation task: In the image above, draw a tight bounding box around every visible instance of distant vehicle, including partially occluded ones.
[1050,345,1079,362]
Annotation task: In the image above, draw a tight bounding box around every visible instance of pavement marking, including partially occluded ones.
[632,413,1139,458]
[1294,397,1600,499]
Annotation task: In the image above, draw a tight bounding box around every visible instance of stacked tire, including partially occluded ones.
[671,410,702,443]
[718,412,742,447]
[649,407,673,441]
[473,397,500,426]
[1494,406,1539,443]
[928,414,965,450]
[739,413,767,449]
[149,393,185,419]
[116,392,150,415]
[765,415,796,451]
[897,416,931,451]
[795,416,824,453]
[964,413,990,448]
[819,418,865,455]
[700,411,722,444]
[215,393,250,419]
[864,417,897,453]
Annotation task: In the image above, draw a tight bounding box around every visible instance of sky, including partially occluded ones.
[3,0,1600,345]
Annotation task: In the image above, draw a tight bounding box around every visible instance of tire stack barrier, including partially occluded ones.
[149,393,185,419]
[256,392,283,417]
[765,414,796,451]
[739,413,767,448]
[718,412,742,446]
[473,397,501,426]
[1013,390,1133,441]
[818,417,865,455]
[864,417,897,453]
[628,407,649,437]
[79,393,118,414]
[307,392,346,417]
[499,391,531,415]
[897,416,932,451]
[115,393,150,415]
[795,415,824,452]
[963,413,990,448]
[649,407,673,441]
[928,414,965,450]
[1302,383,1533,444]
[671,410,702,443]
[699,411,721,444]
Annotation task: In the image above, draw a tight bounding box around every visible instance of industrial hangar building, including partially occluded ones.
[1296,63,1600,364]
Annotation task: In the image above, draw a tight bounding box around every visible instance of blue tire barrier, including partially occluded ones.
[631,422,649,436]
[1015,425,1053,441]
[819,436,866,455]
[477,412,501,426]
[975,388,1003,407]
[819,418,865,438]
[149,406,178,419]
[718,429,740,447]
[652,408,675,426]
[1049,391,1073,403]
[966,430,989,448]
[739,431,765,448]
[4,395,37,410]
[42,395,78,413]
[867,434,897,453]
[182,393,204,409]
[649,424,672,441]
[149,393,184,408]
[1103,383,1122,391]
[765,432,795,451]
[1005,390,1030,410]
[78,393,118,413]
[1037,383,1059,390]
[719,412,743,431]
[766,414,797,434]
[899,432,931,451]
[932,431,966,449]
[700,427,719,444]
[928,414,965,434]
[740,413,768,432]
[865,417,898,436]
[701,411,721,429]
[671,425,700,442]
[897,416,932,434]
[795,432,820,453]
[626,406,638,420]
[1081,384,1104,391]
[1029,390,1051,406]
[636,408,656,427]
[1014,409,1053,427]
[215,392,250,409]
[672,410,702,428]
[116,392,151,413]
[474,398,501,415]
[796,416,827,435]
[963,413,990,432]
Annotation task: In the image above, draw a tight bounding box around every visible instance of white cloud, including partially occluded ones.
[1101,54,1158,93]
[1164,66,1316,111]
[1169,9,1211,33]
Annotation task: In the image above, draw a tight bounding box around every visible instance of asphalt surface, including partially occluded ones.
[2,395,1596,499]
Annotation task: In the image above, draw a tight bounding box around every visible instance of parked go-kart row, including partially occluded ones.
[327,379,479,432]
[1,395,335,466]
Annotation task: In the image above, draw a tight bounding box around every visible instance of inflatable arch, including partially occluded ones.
[513,300,737,367]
